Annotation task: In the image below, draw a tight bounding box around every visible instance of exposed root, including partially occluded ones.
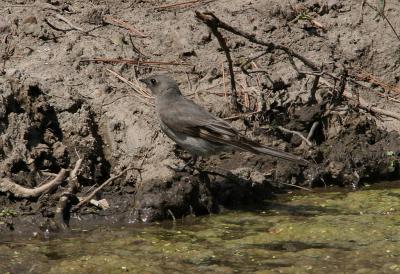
[194,11,400,121]
[278,126,313,147]
[54,159,83,230]
[0,169,67,198]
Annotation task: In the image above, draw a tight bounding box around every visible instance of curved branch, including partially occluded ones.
[0,169,67,198]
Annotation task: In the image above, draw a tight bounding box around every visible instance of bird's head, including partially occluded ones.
[140,74,181,97]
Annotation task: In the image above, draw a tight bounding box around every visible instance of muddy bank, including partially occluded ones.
[1,0,400,234]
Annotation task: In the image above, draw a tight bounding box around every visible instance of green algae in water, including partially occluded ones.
[1,188,399,273]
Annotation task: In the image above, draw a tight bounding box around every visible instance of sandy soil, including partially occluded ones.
[1,0,400,234]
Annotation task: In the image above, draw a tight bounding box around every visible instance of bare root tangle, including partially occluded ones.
[321,79,400,121]
[195,11,320,71]
[54,159,83,230]
[194,11,400,121]
[72,166,138,211]
[195,12,240,111]
[0,169,67,198]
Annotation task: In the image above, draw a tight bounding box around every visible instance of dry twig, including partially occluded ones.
[106,69,155,107]
[364,1,400,42]
[278,126,313,147]
[196,12,240,111]
[280,182,313,192]
[73,166,137,211]
[81,57,190,66]
[103,15,147,37]
[55,14,84,32]
[223,110,261,120]
[156,0,214,10]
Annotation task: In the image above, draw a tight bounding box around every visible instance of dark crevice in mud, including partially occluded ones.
[10,160,30,174]
[86,110,111,183]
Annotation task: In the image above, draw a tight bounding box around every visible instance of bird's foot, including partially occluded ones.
[166,156,198,172]
[166,163,190,172]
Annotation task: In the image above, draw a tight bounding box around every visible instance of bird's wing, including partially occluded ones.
[159,97,239,138]
[159,97,308,165]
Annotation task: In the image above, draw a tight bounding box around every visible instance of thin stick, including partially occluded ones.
[222,62,227,100]
[129,35,148,57]
[0,169,67,198]
[103,16,147,38]
[106,69,155,107]
[309,74,320,103]
[365,1,400,42]
[240,50,269,75]
[106,69,153,98]
[156,0,213,10]
[81,57,190,66]
[280,182,313,192]
[73,166,136,211]
[224,110,261,120]
[167,209,176,222]
[358,0,367,24]
[251,61,266,111]
[55,14,84,32]
[196,12,240,111]
[278,126,313,147]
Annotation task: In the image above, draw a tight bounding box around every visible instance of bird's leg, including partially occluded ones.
[167,155,198,172]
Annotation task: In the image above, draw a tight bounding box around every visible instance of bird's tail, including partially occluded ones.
[250,144,309,165]
[226,137,309,166]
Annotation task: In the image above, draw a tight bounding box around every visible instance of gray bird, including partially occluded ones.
[140,74,309,169]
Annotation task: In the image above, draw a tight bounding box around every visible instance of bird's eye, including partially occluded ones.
[151,79,157,85]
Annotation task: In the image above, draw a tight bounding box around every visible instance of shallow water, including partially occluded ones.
[1,187,399,274]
